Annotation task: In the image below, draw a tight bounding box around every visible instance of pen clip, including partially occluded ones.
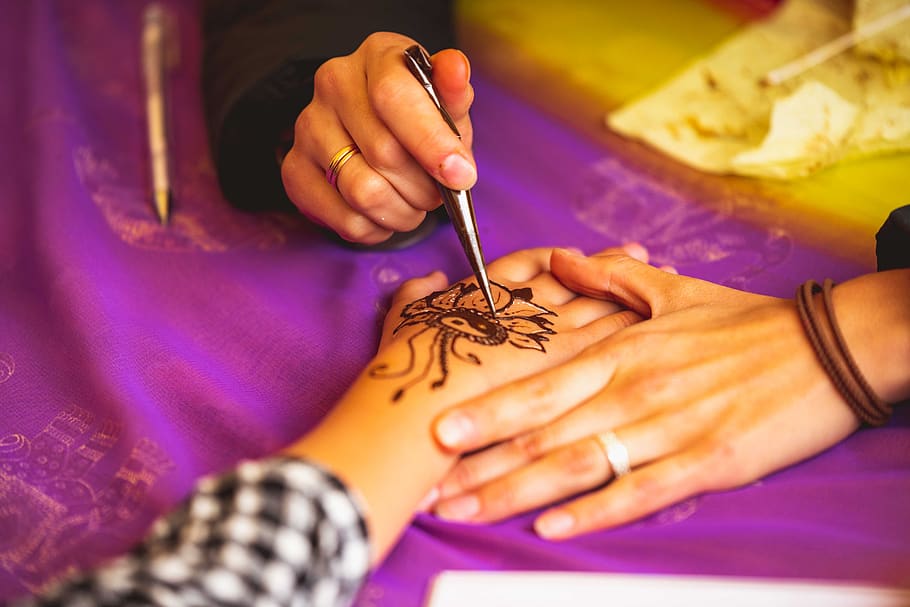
[404,45,460,137]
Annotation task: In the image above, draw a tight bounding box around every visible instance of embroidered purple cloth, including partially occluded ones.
[1,2,907,604]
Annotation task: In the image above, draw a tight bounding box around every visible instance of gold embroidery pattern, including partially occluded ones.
[0,353,13,384]
[0,406,174,592]
[572,158,792,288]
[73,146,300,253]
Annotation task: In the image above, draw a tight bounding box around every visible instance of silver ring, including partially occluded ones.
[596,431,631,478]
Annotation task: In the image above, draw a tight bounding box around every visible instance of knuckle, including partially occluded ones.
[448,461,480,492]
[626,471,667,504]
[370,74,409,110]
[486,481,522,514]
[280,151,314,216]
[610,253,644,274]
[346,173,390,214]
[279,151,298,195]
[313,58,345,95]
[335,215,382,243]
[523,374,558,410]
[627,369,676,406]
[697,438,738,487]
[612,309,643,330]
[512,428,553,461]
[361,31,400,52]
[293,106,316,138]
[557,440,604,477]
[597,254,638,291]
[361,133,408,173]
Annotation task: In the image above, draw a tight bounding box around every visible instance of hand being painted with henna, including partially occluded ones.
[290,244,645,558]
[372,245,644,407]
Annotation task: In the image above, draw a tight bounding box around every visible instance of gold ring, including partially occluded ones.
[595,431,631,478]
[326,144,360,188]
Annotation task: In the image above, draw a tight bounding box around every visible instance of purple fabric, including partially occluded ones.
[1,2,907,604]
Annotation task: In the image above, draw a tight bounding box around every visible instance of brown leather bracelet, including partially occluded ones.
[795,279,892,426]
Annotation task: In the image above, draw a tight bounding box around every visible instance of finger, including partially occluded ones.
[520,272,578,307]
[436,377,655,501]
[533,448,719,539]
[436,411,607,501]
[310,58,440,225]
[334,155,428,232]
[436,435,610,524]
[366,43,476,191]
[379,270,450,349]
[281,147,393,244]
[318,59,442,214]
[485,247,555,283]
[389,270,450,311]
[415,486,440,513]
[560,297,634,328]
[433,347,616,452]
[430,49,475,149]
[551,249,690,316]
[589,242,650,264]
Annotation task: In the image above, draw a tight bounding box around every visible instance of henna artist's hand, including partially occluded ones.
[280,32,475,245]
[429,250,910,539]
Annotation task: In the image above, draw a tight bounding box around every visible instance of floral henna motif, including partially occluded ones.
[370,280,556,402]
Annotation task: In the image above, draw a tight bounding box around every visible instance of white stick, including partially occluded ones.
[762,2,910,86]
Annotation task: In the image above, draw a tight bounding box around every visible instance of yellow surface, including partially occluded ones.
[457,0,908,256]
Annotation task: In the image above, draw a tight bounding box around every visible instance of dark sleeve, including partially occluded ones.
[876,205,910,271]
[17,457,370,607]
[202,0,455,212]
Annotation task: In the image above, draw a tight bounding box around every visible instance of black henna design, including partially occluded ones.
[370,280,557,402]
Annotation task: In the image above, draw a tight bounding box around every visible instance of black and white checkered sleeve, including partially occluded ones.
[18,457,371,607]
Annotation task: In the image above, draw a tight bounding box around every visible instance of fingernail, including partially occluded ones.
[436,494,480,521]
[535,510,576,538]
[621,242,648,262]
[416,486,439,512]
[557,247,584,257]
[435,413,473,448]
[440,154,476,189]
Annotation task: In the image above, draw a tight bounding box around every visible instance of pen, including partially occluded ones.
[142,3,174,225]
[762,3,910,86]
[404,45,497,316]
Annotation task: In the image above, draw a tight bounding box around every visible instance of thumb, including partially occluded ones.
[379,271,449,348]
[431,49,473,122]
[550,249,688,317]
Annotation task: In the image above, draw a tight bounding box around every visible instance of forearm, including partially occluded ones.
[284,366,456,563]
[832,268,910,405]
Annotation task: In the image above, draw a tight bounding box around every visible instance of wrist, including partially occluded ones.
[282,350,461,562]
[832,269,910,404]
